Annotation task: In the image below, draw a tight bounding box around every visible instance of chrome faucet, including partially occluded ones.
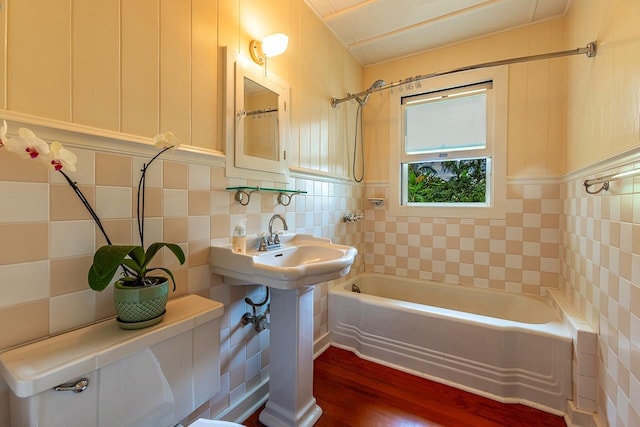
[268,214,288,244]
[259,214,288,251]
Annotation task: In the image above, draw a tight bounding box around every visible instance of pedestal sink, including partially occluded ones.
[210,234,357,427]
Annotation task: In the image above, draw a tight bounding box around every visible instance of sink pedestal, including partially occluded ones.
[259,286,322,427]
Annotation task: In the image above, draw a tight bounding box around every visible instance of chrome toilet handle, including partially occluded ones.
[54,378,89,393]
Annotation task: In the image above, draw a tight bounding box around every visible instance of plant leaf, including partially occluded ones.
[88,245,137,291]
[144,242,186,270]
[128,246,146,268]
[122,259,144,276]
[88,264,117,291]
[146,267,178,291]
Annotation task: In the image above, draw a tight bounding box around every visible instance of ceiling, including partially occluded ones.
[304,0,571,66]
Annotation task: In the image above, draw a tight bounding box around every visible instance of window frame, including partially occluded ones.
[388,66,508,219]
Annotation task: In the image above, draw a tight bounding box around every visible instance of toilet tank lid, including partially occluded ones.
[0,295,224,398]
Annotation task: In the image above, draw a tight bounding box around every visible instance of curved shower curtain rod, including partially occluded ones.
[331,41,597,108]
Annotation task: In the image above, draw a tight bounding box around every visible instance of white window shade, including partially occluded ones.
[405,92,486,155]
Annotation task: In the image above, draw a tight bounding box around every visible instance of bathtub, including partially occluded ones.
[329,273,572,413]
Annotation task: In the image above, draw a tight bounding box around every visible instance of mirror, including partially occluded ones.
[224,47,290,182]
[241,77,279,161]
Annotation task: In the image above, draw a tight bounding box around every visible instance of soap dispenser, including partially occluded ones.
[232,220,247,254]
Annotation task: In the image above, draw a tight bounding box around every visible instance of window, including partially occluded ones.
[389,66,507,218]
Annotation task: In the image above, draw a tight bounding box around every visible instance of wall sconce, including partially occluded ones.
[250,33,289,65]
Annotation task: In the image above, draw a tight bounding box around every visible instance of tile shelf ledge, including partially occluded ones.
[226,186,307,206]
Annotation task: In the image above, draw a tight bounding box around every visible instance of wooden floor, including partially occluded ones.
[243,346,566,427]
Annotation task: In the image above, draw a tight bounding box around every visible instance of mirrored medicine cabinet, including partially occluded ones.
[224,47,290,183]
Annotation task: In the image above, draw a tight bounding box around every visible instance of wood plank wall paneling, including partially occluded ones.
[121,0,160,137]
[8,0,71,120]
[191,0,218,150]
[160,0,192,142]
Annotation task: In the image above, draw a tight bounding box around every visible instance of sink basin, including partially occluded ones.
[210,234,357,289]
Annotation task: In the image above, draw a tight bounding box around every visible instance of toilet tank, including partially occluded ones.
[0,295,224,427]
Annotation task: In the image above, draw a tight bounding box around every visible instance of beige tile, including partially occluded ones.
[506,240,523,255]
[446,237,460,249]
[506,212,523,227]
[542,184,560,199]
[189,240,210,266]
[475,239,489,252]
[475,265,489,278]
[540,243,559,258]
[133,187,162,218]
[0,223,48,265]
[506,268,522,283]
[523,256,540,270]
[164,216,188,243]
[457,223,472,238]
[458,250,473,264]
[94,285,116,321]
[50,183,94,221]
[97,219,133,246]
[489,225,505,240]
[0,300,49,350]
[189,190,210,216]
[631,224,640,253]
[619,251,632,281]
[489,253,505,267]
[163,161,188,189]
[171,268,189,298]
[210,214,230,239]
[522,284,541,295]
[541,214,559,228]
[0,145,48,183]
[609,222,621,248]
[631,285,640,318]
[95,152,132,186]
[50,255,92,296]
[210,167,226,191]
[523,199,541,213]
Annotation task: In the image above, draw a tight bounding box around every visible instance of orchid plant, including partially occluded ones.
[0,120,185,291]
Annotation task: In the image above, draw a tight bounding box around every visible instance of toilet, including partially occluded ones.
[0,295,242,427]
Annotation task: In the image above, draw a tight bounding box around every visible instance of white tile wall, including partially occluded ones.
[163,189,189,216]
[95,186,132,218]
[50,220,95,258]
[50,289,96,334]
[0,182,49,222]
[0,261,49,308]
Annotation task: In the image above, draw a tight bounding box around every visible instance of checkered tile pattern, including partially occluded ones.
[364,182,561,296]
[561,166,640,427]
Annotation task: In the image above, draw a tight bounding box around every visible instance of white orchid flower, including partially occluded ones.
[42,141,78,172]
[5,127,50,159]
[0,120,7,148]
[153,131,181,151]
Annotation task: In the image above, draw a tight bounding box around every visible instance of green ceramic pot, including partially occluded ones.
[113,277,168,328]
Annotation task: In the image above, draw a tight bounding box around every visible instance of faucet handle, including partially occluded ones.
[257,232,269,251]
[273,230,286,244]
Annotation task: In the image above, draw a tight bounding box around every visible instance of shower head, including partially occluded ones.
[369,79,386,90]
[356,79,387,106]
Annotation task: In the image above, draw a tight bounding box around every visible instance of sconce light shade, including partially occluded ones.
[250,33,289,65]
[262,33,288,57]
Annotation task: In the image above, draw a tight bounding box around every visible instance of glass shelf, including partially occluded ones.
[226,186,307,206]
